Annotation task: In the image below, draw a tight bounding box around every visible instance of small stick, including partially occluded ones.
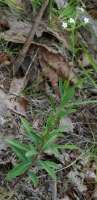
[22,50,38,89]
[13,0,49,75]
[52,180,57,200]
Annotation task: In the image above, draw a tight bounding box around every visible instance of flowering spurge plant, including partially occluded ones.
[61,10,89,30]
[60,1,90,61]
[6,81,78,186]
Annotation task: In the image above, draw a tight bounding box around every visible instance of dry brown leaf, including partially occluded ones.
[39,47,75,96]
[0,52,10,65]
[37,45,75,96]
[0,19,9,31]
[39,48,75,82]
[0,18,31,43]
[0,16,68,49]
[9,78,29,115]
[9,77,25,95]
[0,89,27,117]
[40,62,60,96]
[59,117,74,133]
[7,95,27,116]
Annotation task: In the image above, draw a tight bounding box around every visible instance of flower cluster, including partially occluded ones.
[62,7,89,30]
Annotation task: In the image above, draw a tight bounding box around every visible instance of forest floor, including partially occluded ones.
[0,0,97,199]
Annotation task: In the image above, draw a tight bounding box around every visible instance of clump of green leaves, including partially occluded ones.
[6,81,78,186]
[59,0,78,20]
[6,80,97,186]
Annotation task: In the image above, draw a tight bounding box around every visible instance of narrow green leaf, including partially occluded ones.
[43,128,64,150]
[66,99,97,107]
[59,79,64,97]
[60,0,77,19]
[84,49,97,73]
[48,95,56,111]
[7,139,29,152]
[38,160,57,180]
[45,144,60,157]
[11,146,27,161]
[46,113,56,130]
[61,86,75,105]
[21,118,41,144]
[44,161,59,169]
[28,172,38,187]
[60,143,79,150]
[6,162,31,181]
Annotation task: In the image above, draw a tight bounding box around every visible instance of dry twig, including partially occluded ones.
[13,0,49,75]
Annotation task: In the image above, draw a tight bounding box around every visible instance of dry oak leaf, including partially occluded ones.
[0,16,68,49]
[7,95,27,116]
[39,48,75,82]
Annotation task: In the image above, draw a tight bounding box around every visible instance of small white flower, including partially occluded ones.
[84,17,89,24]
[62,22,68,29]
[69,18,75,24]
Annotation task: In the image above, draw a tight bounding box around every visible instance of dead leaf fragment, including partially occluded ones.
[0,89,27,117]
[8,96,27,116]
[39,47,75,96]
[0,52,10,65]
[59,117,74,133]
[39,48,75,82]
[54,0,67,8]
[9,77,25,95]
[0,19,9,31]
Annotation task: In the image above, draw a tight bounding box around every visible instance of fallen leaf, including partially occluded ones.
[9,77,29,115]
[9,77,25,95]
[7,95,27,116]
[33,117,43,131]
[0,19,9,31]
[39,47,75,96]
[54,0,67,9]
[92,187,97,199]
[59,117,74,133]
[0,15,68,49]
[0,89,27,117]
[0,52,10,65]
[39,48,75,82]
[68,170,87,193]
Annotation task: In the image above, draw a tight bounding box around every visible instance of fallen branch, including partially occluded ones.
[13,0,49,75]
